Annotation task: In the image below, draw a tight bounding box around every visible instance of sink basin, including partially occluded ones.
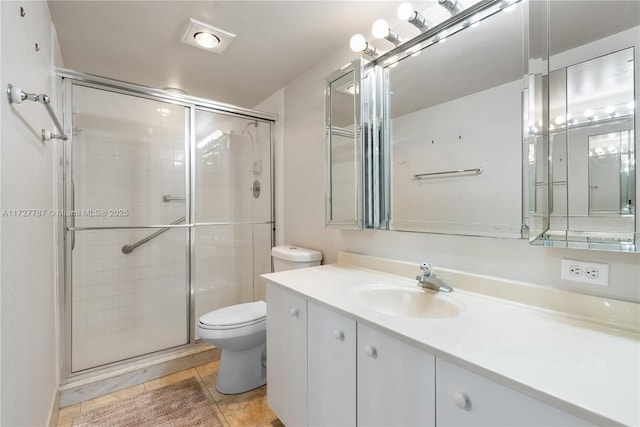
[349,283,463,319]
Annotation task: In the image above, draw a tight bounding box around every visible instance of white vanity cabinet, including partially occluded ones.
[266,284,308,427]
[267,283,435,427]
[266,282,593,427]
[435,358,592,426]
[307,302,357,426]
[357,323,436,426]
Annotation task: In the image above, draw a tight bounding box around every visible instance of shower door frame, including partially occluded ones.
[57,68,276,382]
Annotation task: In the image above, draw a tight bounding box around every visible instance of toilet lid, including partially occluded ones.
[198,301,266,329]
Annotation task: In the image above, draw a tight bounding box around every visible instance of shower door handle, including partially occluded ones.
[71,179,75,250]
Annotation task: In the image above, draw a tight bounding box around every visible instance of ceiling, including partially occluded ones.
[47,1,408,109]
[48,1,639,111]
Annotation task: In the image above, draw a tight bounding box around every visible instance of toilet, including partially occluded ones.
[196,245,322,394]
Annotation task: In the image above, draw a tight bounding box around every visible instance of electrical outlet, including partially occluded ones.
[569,265,582,276]
[561,259,609,286]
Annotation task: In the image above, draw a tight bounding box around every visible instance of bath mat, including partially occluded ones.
[72,377,224,427]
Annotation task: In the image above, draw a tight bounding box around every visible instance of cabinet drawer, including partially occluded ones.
[436,358,592,426]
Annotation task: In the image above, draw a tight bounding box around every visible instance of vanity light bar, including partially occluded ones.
[371,0,521,68]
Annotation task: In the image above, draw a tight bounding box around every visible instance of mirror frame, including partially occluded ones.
[324,60,364,229]
[525,0,639,252]
[368,0,528,238]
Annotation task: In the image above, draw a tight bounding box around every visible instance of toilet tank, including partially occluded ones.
[271,245,322,272]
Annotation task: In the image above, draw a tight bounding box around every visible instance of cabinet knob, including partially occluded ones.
[333,329,344,341]
[290,308,300,317]
[452,391,470,410]
[364,345,377,358]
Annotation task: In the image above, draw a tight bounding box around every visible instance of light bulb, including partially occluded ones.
[194,32,220,48]
[628,100,635,110]
[554,116,565,125]
[350,34,367,52]
[584,108,594,118]
[398,2,414,20]
[605,105,616,115]
[372,19,390,39]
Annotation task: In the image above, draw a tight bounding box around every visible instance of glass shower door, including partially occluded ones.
[193,110,273,325]
[68,85,190,372]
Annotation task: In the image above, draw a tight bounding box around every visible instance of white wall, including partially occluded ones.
[257,37,640,303]
[278,47,358,264]
[0,1,59,425]
[254,89,285,248]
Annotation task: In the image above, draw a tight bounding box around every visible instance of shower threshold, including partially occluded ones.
[59,342,217,408]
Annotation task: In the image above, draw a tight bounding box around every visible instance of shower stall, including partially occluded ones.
[59,70,274,378]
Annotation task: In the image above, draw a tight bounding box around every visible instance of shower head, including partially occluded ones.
[241,120,259,135]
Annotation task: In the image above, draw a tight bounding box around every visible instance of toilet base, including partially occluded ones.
[216,343,266,394]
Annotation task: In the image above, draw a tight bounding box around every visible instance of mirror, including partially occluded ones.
[325,61,363,229]
[381,2,525,238]
[526,0,639,251]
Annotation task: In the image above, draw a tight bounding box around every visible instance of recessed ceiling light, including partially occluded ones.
[194,32,220,49]
[180,18,235,54]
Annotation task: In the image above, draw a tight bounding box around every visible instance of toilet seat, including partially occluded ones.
[198,301,266,330]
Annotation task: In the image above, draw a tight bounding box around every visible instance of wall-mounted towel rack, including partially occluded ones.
[414,167,484,180]
[6,84,68,141]
[162,194,185,202]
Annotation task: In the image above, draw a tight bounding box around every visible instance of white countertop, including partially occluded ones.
[262,260,640,427]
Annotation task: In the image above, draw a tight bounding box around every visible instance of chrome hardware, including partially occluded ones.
[416,262,453,293]
[252,180,261,199]
[121,216,185,254]
[7,84,68,141]
[162,194,185,202]
[414,167,483,180]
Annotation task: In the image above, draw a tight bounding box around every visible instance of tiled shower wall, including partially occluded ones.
[193,114,272,322]
[73,86,186,228]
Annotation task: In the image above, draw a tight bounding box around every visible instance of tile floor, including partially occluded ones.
[56,351,282,427]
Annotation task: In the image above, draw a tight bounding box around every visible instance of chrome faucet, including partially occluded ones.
[416,263,453,293]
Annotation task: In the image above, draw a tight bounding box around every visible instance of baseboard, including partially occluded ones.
[48,388,61,427]
[59,343,218,408]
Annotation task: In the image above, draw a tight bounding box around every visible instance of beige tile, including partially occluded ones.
[211,401,232,427]
[56,403,81,426]
[216,386,278,427]
[80,384,145,413]
[143,368,198,391]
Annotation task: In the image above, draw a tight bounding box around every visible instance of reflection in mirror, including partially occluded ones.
[325,62,362,229]
[527,0,639,251]
[589,131,635,215]
[384,3,524,237]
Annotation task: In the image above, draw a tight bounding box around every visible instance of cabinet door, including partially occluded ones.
[436,358,592,426]
[266,283,308,427]
[357,323,436,427]
[308,302,357,426]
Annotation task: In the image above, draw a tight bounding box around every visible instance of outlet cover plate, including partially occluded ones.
[561,259,609,286]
